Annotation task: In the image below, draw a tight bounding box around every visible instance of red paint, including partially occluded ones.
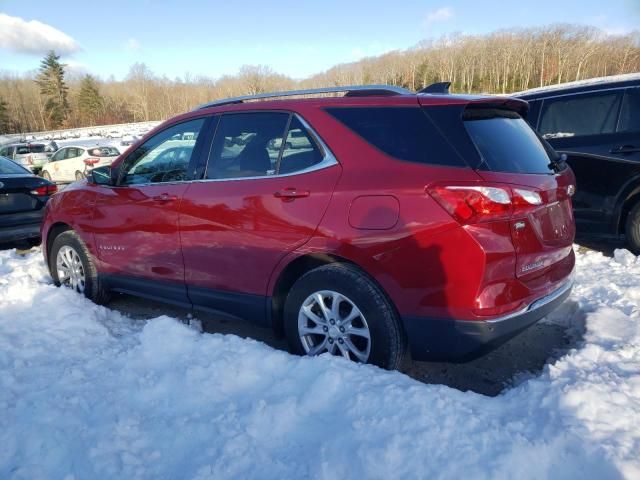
[42,91,575,332]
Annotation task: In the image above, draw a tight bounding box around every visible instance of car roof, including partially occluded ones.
[512,72,640,99]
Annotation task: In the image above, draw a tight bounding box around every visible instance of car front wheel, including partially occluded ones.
[283,263,406,370]
[50,230,110,304]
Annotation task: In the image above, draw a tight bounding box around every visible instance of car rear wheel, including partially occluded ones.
[42,170,51,181]
[75,171,85,181]
[625,201,640,255]
[50,230,110,304]
[283,263,406,370]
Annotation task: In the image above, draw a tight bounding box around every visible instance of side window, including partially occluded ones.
[16,146,29,155]
[277,117,324,174]
[0,147,6,156]
[206,112,289,179]
[325,107,468,167]
[51,149,65,161]
[619,88,640,133]
[539,91,623,138]
[65,148,78,159]
[120,117,205,185]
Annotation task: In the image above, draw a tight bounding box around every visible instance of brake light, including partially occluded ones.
[428,184,543,224]
[30,184,58,196]
[84,157,100,166]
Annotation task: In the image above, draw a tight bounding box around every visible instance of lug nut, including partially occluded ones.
[338,338,344,344]
[339,326,345,333]
[328,338,334,344]
[323,326,328,332]
[330,319,335,325]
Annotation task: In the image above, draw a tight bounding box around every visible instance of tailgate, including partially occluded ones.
[477,169,575,278]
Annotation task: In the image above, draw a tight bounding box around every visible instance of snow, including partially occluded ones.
[511,72,640,96]
[1,247,639,479]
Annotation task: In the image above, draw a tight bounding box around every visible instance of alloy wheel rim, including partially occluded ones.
[56,245,86,293]
[298,290,371,362]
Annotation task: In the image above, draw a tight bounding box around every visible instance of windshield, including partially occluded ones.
[464,109,554,174]
[0,156,30,174]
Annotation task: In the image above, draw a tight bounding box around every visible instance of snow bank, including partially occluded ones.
[1,248,639,479]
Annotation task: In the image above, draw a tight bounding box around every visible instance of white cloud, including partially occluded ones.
[424,6,454,25]
[125,38,141,51]
[0,13,80,55]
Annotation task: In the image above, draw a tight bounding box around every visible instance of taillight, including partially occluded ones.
[30,184,58,196]
[84,157,100,166]
[428,184,543,224]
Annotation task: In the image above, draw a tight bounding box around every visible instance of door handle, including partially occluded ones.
[610,145,640,154]
[152,193,178,202]
[274,188,310,200]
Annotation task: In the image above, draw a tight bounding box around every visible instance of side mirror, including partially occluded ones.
[89,166,113,186]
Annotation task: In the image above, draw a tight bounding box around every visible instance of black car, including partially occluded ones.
[515,74,640,253]
[0,156,57,249]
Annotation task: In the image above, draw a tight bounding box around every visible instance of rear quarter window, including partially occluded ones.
[464,109,554,174]
[325,107,468,167]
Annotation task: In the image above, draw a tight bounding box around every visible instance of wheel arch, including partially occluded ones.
[45,222,73,267]
[270,252,401,337]
[617,182,640,234]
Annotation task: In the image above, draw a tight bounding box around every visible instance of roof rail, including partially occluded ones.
[418,82,451,94]
[195,84,413,110]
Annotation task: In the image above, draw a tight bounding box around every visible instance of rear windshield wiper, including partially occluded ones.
[548,153,567,172]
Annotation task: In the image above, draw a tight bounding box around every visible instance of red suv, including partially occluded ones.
[41,84,576,370]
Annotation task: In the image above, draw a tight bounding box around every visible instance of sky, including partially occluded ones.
[0,0,639,81]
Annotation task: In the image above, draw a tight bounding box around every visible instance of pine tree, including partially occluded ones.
[77,75,104,125]
[35,50,70,129]
[0,97,9,134]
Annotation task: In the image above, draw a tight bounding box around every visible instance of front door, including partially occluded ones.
[91,117,208,304]
[179,112,341,322]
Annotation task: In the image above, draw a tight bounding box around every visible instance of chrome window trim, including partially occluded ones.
[197,112,339,184]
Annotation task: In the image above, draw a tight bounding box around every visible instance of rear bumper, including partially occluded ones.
[401,277,573,362]
[0,222,42,245]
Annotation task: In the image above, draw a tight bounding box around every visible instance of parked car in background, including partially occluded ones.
[0,155,57,248]
[41,146,120,183]
[0,143,49,173]
[515,73,640,253]
[42,85,575,370]
[120,135,139,147]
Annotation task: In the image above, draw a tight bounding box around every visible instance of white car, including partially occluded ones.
[41,145,120,183]
[0,143,49,172]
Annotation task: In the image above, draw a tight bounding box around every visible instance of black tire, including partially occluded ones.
[626,201,640,255]
[49,230,111,304]
[42,171,51,181]
[75,171,85,181]
[283,263,406,370]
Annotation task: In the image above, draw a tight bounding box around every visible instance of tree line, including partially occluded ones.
[0,24,638,134]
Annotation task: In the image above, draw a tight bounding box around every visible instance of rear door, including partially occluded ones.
[179,112,341,321]
[536,89,628,234]
[462,107,575,279]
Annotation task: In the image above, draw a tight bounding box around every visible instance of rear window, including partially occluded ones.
[0,156,30,174]
[464,109,554,174]
[325,107,467,167]
[27,144,45,153]
[88,147,120,157]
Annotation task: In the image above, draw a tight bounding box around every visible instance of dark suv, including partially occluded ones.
[515,74,640,252]
[42,85,575,370]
